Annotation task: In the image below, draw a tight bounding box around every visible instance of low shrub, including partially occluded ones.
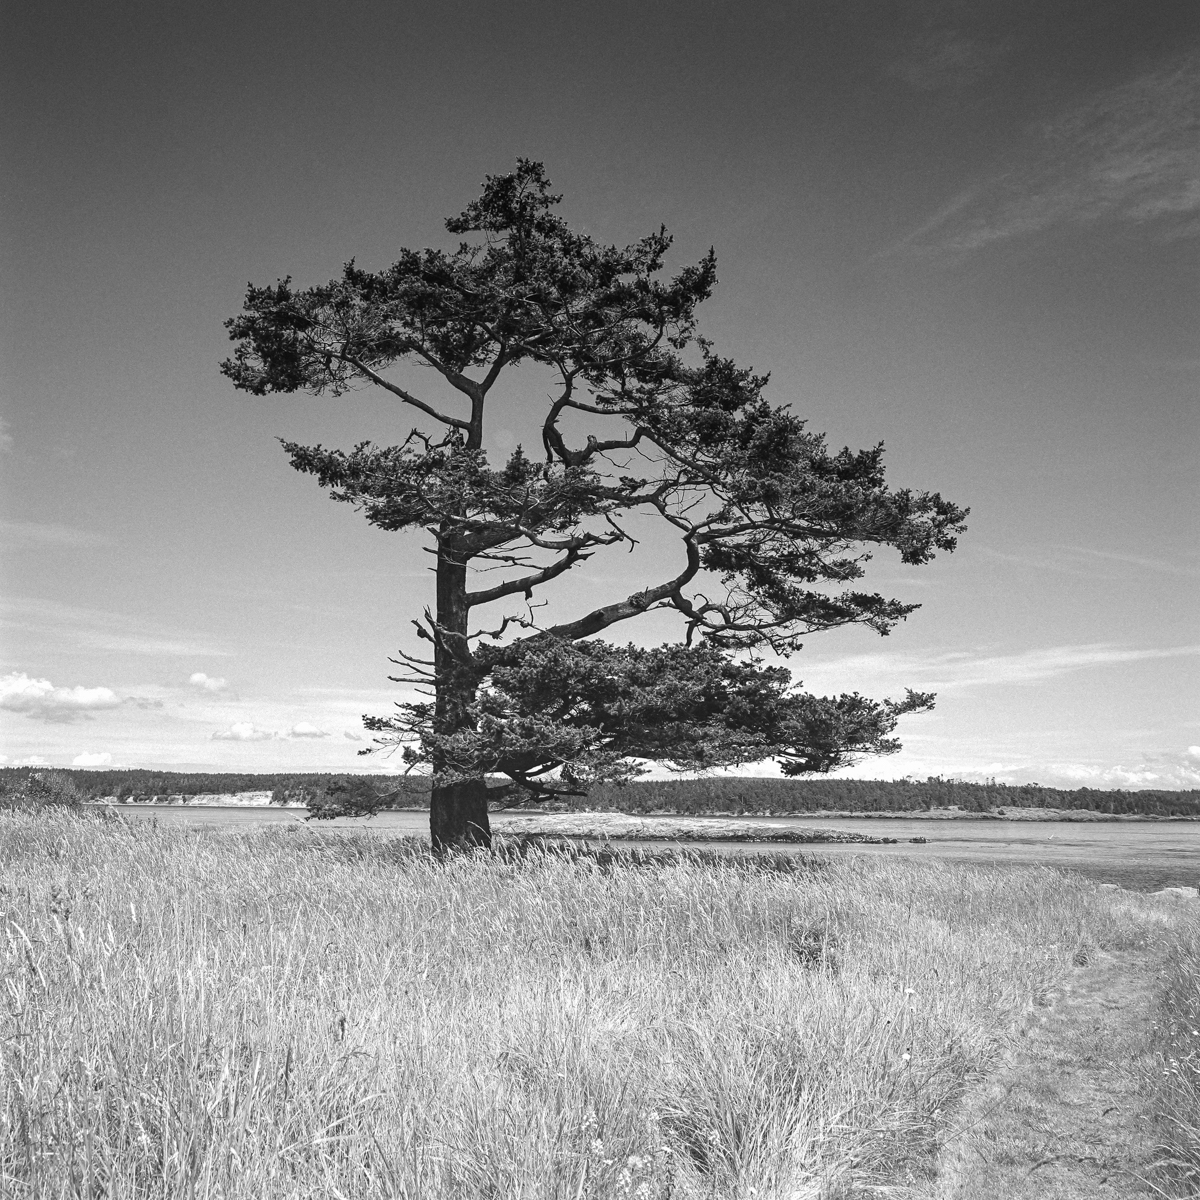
[0,769,86,812]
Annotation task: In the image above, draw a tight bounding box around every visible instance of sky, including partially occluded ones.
[2,0,1197,788]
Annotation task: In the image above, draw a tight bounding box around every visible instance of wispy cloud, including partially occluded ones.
[1066,546,1200,579]
[798,642,1200,695]
[938,643,1200,688]
[292,683,421,713]
[977,543,1200,580]
[975,546,1110,580]
[887,30,1008,91]
[0,520,113,549]
[1,597,231,658]
[893,53,1200,253]
[81,633,232,657]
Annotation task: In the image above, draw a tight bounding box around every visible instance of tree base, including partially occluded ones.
[430,778,492,852]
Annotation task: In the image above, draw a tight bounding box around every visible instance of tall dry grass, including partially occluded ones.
[0,810,1152,1198]
[1149,918,1200,1197]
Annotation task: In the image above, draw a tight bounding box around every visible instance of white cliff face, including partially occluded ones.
[95,791,286,807]
[180,791,276,806]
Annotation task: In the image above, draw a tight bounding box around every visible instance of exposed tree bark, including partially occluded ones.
[431,541,492,850]
[429,775,490,851]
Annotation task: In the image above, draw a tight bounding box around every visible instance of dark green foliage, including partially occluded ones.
[369,639,933,795]
[0,770,87,811]
[304,776,403,819]
[222,161,968,840]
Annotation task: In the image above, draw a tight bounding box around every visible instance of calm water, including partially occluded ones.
[103,805,1200,892]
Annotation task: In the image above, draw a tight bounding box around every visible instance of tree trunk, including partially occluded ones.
[430,545,492,852]
[430,776,491,852]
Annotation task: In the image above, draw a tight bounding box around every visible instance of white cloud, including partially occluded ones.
[1187,746,1200,761]
[188,672,227,692]
[0,754,7,764]
[16,756,48,766]
[288,722,330,739]
[0,672,121,723]
[1041,755,1200,790]
[212,722,277,742]
[344,731,363,741]
[1050,763,1162,785]
[893,748,1200,792]
[72,752,113,767]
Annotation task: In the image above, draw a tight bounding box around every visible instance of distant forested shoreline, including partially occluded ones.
[2,766,1198,818]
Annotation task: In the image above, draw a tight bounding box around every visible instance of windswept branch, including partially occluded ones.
[342,354,471,430]
[546,536,701,641]
[543,373,646,466]
[467,546,588,608]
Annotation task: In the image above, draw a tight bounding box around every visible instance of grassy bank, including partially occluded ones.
[0,811,1163,1198]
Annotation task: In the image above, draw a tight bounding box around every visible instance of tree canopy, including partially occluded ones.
[223,160,967,849]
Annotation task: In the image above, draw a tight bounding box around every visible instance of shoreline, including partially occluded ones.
[493,813,918,844]
[89,799,1197,823]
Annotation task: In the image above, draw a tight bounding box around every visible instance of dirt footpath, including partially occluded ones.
[923,948,1161,1199]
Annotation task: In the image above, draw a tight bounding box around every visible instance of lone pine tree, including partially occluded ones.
[222,161,967,850]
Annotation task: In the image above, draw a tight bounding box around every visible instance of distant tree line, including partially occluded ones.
[568,776,1200,817]
[0,768,427,808]
[2,767,1197,818]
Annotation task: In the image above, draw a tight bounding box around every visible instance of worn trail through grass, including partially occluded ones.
[923,946,1163,1198]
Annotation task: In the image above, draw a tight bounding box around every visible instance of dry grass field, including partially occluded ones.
[0,808,1192,1198]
